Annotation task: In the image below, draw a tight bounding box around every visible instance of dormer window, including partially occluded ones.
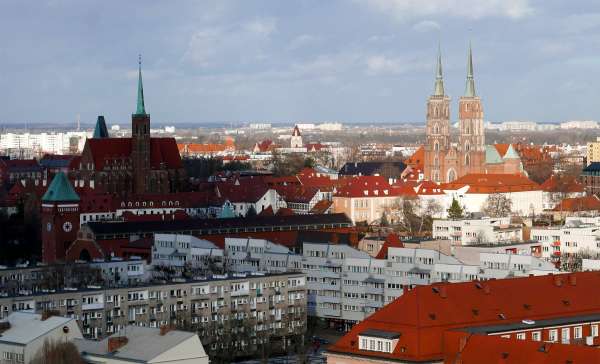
[358,329,400,354]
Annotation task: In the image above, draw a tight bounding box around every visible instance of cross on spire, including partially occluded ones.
[135,54,147,115]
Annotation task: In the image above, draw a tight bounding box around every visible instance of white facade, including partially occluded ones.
[443,186,544,216]
[0,131,90,155]
[0,312,83,364]
[152,234,223,270]
[531,220,600,259]
[433,217,522,245]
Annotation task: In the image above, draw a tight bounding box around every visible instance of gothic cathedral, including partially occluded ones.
[424,45,517,183]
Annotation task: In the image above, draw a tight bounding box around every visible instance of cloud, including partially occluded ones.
[287,34,319,51]
[412,20,441,32]
[181,18,278,68]
[366,55,428,75]
[363,0,533,21]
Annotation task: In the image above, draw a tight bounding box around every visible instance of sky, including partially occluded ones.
[1,0,600,125]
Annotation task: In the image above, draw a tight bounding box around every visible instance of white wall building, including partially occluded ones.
[530,218,600,259]
[433,217,522,245]
[152,234,223,271]
[0,312,83,364]
[0,131,90,155]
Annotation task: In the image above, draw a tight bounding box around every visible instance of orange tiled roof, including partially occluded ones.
[328,272,600,363]
[375,233,404,259]
[552,195,600,212]
[540,175,585,193]
[405,146,424,168]
[441,173,540,194]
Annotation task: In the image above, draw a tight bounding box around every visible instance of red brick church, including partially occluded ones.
[42,59,186,263]
[74,59,186,195]
[423,45,522,183]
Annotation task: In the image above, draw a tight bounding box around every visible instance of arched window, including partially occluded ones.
[465,154,470,166]
[447,169,456,182]
[434,157,439,167]
[434,142,439,152]
[465,143,470,152]
[434,124,439,134]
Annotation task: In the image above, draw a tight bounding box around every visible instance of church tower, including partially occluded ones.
[42,172,80,263]
[424,46,451,183]
[131,56,151,194]
[458,44,485,175]
[290,125,303,148]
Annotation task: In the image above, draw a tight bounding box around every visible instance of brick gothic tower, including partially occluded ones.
[132,56,151,194]
[424,47,451,183]
[42,172,80,263]
[458,44,485,176]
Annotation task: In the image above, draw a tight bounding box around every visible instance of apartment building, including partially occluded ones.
[530,218,600,259]
[433,217,522,245]
[152,234,223,272]
[0,272,307,361]
[225,237,302,273]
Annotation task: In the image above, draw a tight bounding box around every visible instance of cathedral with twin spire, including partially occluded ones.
[423,45,522,183]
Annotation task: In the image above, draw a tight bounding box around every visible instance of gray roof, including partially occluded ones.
[0,312,73,345]
[360,328,401,339]
[75,326,202,362]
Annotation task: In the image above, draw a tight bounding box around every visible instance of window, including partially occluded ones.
[592,324,598,337]
[532,331,541,341]
[516,333,525,340]
[574,326,582,339]
[561,328,570,343]
[548,329,557,342]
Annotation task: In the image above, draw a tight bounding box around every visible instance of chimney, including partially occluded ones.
[0,321,10,334]
[108,336,128,353]
[160,325,173,336]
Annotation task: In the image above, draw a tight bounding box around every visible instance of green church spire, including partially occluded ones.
[135,55,146,115]
[464,43,476,97]
[433,44,445,96]
[93,115,109,138]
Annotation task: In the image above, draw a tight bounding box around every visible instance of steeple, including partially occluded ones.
[464,43,476,97]
[92,115,109,138]
[433,45,445,96]
[135,55,146,115]
[42,172,80,202]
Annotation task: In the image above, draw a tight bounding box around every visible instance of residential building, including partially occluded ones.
[581,162,600,195]
[0,312,83,364]
[0,272,307,361]
[432,217,522,245]
[225,237,302,273]
[74,326,209,364]
[338,161,407,183]
[587,137,600,165]
[560,120,599,129]
[152,234,223,272]
[325,272,600,364]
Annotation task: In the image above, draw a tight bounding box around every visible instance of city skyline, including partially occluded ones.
[1,0,600,124]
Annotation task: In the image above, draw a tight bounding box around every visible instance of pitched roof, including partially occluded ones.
[310,199,333,214]
[375,233,404,259]
[540,175,584,193]
[84,137,182,170]
[42,172,79,202]
[485,145,504,164]
[446,333,600,364]
[0,312,75,344]
[552,195,600,212]
[442,173,540,194]
[216,181,270,203]
[494,143,511,158]
[274,185,319,203]
[335,176,401,198]
[503,144,520,159]
[405,146,424,169]
[328,271,600,363]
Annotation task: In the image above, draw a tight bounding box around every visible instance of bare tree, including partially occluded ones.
[31,339,83,364]
[482,193,512,217]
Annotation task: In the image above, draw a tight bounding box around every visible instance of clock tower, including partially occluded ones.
[41,172,80,263]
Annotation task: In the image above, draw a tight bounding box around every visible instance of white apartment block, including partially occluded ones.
[433,217,522,245]
[531,219,600,259]
[0,131,90,155]
[225,238,302,273]
[152,234,223,271]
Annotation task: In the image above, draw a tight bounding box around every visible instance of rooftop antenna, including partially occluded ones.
[76,114,81,132]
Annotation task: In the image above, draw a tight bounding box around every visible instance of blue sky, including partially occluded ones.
[1,0,600,125]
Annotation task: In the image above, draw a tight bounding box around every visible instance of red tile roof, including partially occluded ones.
[216,181,271,203]
[310,199,333,214]
[328,272,600,363]
[375,233,404,259]
[274,185,319,203]
[494,143,511,157]
[85,137,183,170]
[405,146,424,169]
[540,175,585,193]
[442,173,540,194]
[335,176,402,198]
[444,333,600,364]
[552,195,600,212]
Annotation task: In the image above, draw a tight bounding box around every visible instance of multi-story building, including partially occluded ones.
[325,272,600,364]
[0,131,90,156]
[433,217,522,245]
[530,217,600,260]
[581,162,600,195]
[151,234,223,272]
[225,237,302,273]
[0,272,307,361]
[587,137,600,165]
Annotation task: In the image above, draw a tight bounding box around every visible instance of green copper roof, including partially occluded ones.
[433,45,445,96]
[42,172,80,202]
[92,115,109,138]
[464,43,476,97]
[135,55,146,115]
[219,204,235,218]
[503,144,520,159]
[485,145,503,164]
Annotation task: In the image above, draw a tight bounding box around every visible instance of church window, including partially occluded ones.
[448,169,456,182]
[465,154,470,166]
[433,124,439,134]
[434,157,439,167]
[465,143,470,152]
[434,142,439,152]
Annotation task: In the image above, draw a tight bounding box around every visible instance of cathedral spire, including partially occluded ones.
[433,44,445,96]
[464,43,476,97]
[135,55,146,115]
